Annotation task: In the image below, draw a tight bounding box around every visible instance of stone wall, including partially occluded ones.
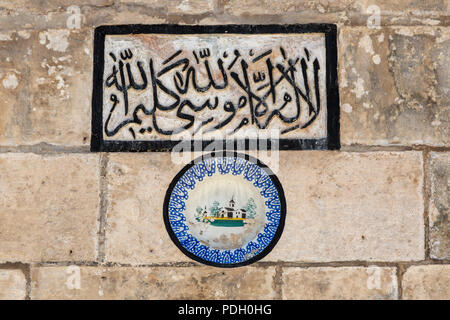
[0,0,448,300]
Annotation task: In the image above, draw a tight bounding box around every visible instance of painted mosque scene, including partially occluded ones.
[195,196,257,227]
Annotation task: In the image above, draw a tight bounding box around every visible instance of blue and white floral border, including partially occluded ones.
[168,156,282,265]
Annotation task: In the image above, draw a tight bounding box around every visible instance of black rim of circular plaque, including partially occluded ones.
[163,151,286,268]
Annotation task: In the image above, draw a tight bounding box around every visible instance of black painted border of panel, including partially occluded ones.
[91,24,340,152]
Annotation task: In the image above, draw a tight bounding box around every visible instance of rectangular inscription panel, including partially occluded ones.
[91,25,339,151]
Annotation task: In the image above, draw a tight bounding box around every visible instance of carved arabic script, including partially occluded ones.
[102,34,327,141]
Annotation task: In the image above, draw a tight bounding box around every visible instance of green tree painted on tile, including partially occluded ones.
[209,201,220,217]
[245,198,256,218]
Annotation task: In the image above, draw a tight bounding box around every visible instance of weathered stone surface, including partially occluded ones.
[224,0,351,16]
[339,27,449,146]
[0,0,447,31]
[0,29,93,146]
[0,269,27,300]
[0,2,116,31]
[264,151,424,262]
[168,0,215,15]
[282,266,398,299]
[89,6,166,25]
[402,265,450,300]
[0,31,33,146]
[31,266,276,299]
[225,0,449,15]
[106,153,190,264]
[0,0,113,13]
[122,0,215,16]
[429,152,450,259]
[223,1,448,25]
[221,0,352,25]
[0,153,99,262]
[107,152,424,264]
[29,28,93,146]
[0,3,165,31]
[352,0,448,14]
[120,0,165,5]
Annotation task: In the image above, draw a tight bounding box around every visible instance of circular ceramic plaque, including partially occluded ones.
[163,152,286,267]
